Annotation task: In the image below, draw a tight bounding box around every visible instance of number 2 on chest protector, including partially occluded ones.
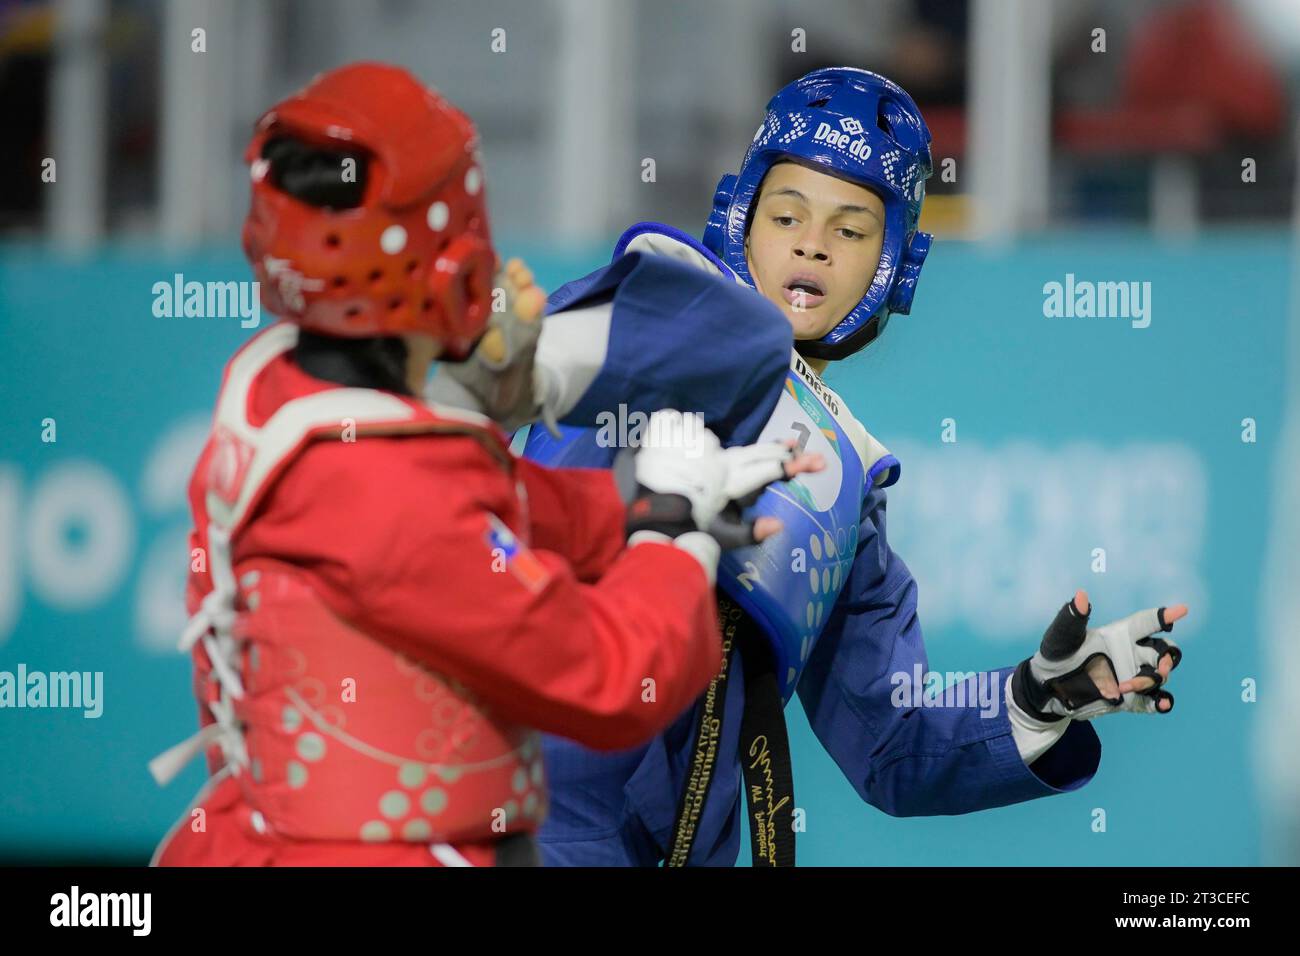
[737,560,761,591]
[756,389,844,510]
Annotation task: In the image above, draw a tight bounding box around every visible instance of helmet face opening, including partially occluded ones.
[742,158,894,339]
[260,136,370,211]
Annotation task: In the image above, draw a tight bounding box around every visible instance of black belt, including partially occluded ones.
[665,594,796,867]
[492,831,540,867]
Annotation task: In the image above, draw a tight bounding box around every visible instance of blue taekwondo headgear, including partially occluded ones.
[703,68,934,360]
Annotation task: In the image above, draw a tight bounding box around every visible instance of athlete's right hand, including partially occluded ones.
[714,436,822,547]
[615,411,823,581]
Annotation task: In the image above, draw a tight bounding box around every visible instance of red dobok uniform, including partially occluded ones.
[150,323,721,866]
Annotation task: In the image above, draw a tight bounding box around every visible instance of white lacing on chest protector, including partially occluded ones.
[148,523,249,786]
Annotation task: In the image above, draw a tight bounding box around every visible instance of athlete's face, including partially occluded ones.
[744,162,885,341]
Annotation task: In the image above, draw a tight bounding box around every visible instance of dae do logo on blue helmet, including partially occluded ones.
[812,116,875,162]
[703,68,934,360]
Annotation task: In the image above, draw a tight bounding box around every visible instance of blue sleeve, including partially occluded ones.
[795,486,1102,817]
[545,251,793,446]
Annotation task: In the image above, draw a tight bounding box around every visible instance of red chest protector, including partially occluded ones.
[150,324,547,846]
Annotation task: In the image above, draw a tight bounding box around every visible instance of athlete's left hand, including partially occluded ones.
[1010,590,1185,722]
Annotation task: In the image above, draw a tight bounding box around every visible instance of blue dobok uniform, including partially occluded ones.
[522,225,1102,866]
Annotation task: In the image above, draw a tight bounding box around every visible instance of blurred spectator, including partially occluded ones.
[0,0,53,232]
[1053,0,1291,224]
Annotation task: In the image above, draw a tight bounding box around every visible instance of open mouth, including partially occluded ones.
[782,273,826,309]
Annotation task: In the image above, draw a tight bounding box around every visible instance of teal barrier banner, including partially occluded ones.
[0,235,1288,864]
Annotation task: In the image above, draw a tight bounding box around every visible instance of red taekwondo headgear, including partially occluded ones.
[242,62,495,359]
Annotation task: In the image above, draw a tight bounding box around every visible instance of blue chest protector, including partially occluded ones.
[716,355,867,700]
[524,223,899,701]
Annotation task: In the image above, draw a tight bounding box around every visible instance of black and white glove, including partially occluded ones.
[1011,593,1184,723]
[613,410,795,582]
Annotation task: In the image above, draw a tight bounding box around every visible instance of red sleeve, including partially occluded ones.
[238,433,721,751]
[513,457,628,583]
